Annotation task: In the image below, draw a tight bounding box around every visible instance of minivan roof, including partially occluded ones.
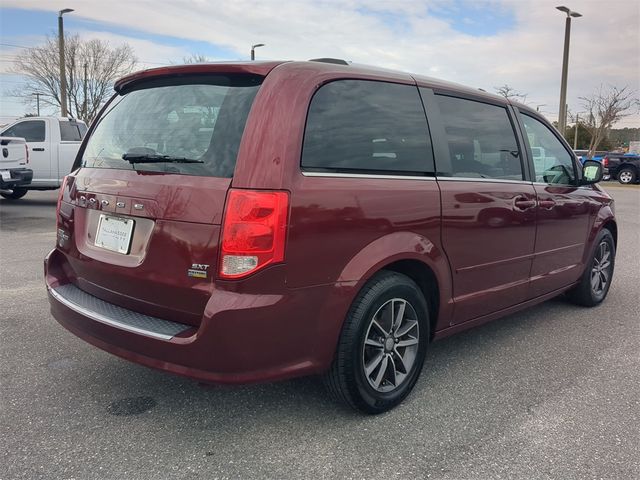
[114,60,517,108]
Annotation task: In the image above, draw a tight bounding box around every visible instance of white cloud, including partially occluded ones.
[73,30,191,68]
[3,0,639,125]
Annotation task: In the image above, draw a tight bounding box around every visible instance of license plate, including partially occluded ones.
[1,170,10,181]
[95,214,135,254]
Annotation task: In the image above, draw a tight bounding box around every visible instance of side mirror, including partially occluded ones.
[581,159,603,185]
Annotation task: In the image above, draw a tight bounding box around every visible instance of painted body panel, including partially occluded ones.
[438,180,538,323]
[529,184,592,296]
[45,61,617,385]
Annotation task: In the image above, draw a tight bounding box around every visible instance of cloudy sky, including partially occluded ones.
[1,0,639,126]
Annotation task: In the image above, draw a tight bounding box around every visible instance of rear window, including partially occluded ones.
[81,75,262,178]
[59,121,86,141]
[301,80,434,175]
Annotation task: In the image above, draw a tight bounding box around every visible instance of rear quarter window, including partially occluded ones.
[301,80,434,175]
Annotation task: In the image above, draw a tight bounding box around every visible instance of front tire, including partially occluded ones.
[566,229,615,307]
[323,271,430,414]
[617,168,636,184]
[0,187,28,200]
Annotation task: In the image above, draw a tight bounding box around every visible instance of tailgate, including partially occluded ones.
[57,170,228,326]
[54,72,263,326]
[0,137,27,168]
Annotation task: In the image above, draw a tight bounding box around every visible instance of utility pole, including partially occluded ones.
[573,113,579,150]
[58,8,74,117]
[32,92,41,116]
[556,6,582,136]
[83,62,88,120]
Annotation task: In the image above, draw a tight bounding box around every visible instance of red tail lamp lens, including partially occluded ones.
[219,189,289,278]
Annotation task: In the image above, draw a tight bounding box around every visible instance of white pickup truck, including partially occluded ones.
[0,136,32,195]
[0,116,87,200]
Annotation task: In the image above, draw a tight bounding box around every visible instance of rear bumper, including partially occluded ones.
[0,168,33,188]
[45,248,351,384]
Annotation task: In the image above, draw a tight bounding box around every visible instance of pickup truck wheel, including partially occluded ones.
[566,229,615,307]
[0,187,28,200]
[323,271,429,414]
[617,168,636,184]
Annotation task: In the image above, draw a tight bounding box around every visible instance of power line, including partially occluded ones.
[0,42,30,49]
[0,42,175,65]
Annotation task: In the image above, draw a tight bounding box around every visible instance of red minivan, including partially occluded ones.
[46,60,616,413]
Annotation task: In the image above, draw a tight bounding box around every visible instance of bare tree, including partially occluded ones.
[580,85,639,157]
[494,84,528,104]
[12,35,137,124]
[182,54,211,64]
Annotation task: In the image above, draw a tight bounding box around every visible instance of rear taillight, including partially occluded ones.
[219,189,289,279]
[56,176,68,220]
[25,144,29,164]
[603,156,609,168]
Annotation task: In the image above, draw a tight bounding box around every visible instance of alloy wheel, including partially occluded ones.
[362,298,420,393]
[591,241,612,296]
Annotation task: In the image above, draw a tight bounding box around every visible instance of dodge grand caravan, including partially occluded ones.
[46,60,616,413]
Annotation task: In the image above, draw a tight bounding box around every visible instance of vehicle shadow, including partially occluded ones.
[80,294,604,429]
[39,287,627,479]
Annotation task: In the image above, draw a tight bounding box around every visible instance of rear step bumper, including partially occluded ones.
[45,248,345,384]
[48,284,191,341]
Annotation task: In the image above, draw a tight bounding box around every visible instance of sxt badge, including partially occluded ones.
[188,263,209,279]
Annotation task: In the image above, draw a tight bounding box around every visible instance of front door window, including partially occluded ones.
[521,114,576,185]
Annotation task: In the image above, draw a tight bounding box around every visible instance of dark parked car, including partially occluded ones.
[604,152,640,184]
[573,149,607,163]
[46,60,617,413]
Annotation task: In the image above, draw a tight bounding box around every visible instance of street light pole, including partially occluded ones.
[556,5,581,136]
[58,8,74,117]
[250,43,265,61]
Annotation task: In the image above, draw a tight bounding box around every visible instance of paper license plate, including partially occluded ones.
[94,214,135,254]
[1,170,11,181]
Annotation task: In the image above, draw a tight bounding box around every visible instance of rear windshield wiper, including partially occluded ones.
[122,153,204,164]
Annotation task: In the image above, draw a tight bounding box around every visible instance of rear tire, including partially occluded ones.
[617,168,636,184]
[0,187,28,200]
[323,271,430,414]
[566,229,615,307]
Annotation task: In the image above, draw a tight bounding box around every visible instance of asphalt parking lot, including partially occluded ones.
[1,185,639,480]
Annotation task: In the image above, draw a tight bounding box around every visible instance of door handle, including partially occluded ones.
[539,200,556,209]
[32,147,45,151]
[513,197,536,211]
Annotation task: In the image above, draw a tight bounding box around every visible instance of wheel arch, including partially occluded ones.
[583,207,617,265]
[602,219,618,247]
[382,259,440,340]
[336,231,453,340]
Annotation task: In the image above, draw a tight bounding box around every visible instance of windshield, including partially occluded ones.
[82,75,262,177]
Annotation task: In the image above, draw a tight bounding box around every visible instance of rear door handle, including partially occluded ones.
[539,200,556,209]
[32,147,45,151]
[514,197,536,211]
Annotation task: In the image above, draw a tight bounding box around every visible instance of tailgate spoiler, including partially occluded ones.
[114,61,286,93]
